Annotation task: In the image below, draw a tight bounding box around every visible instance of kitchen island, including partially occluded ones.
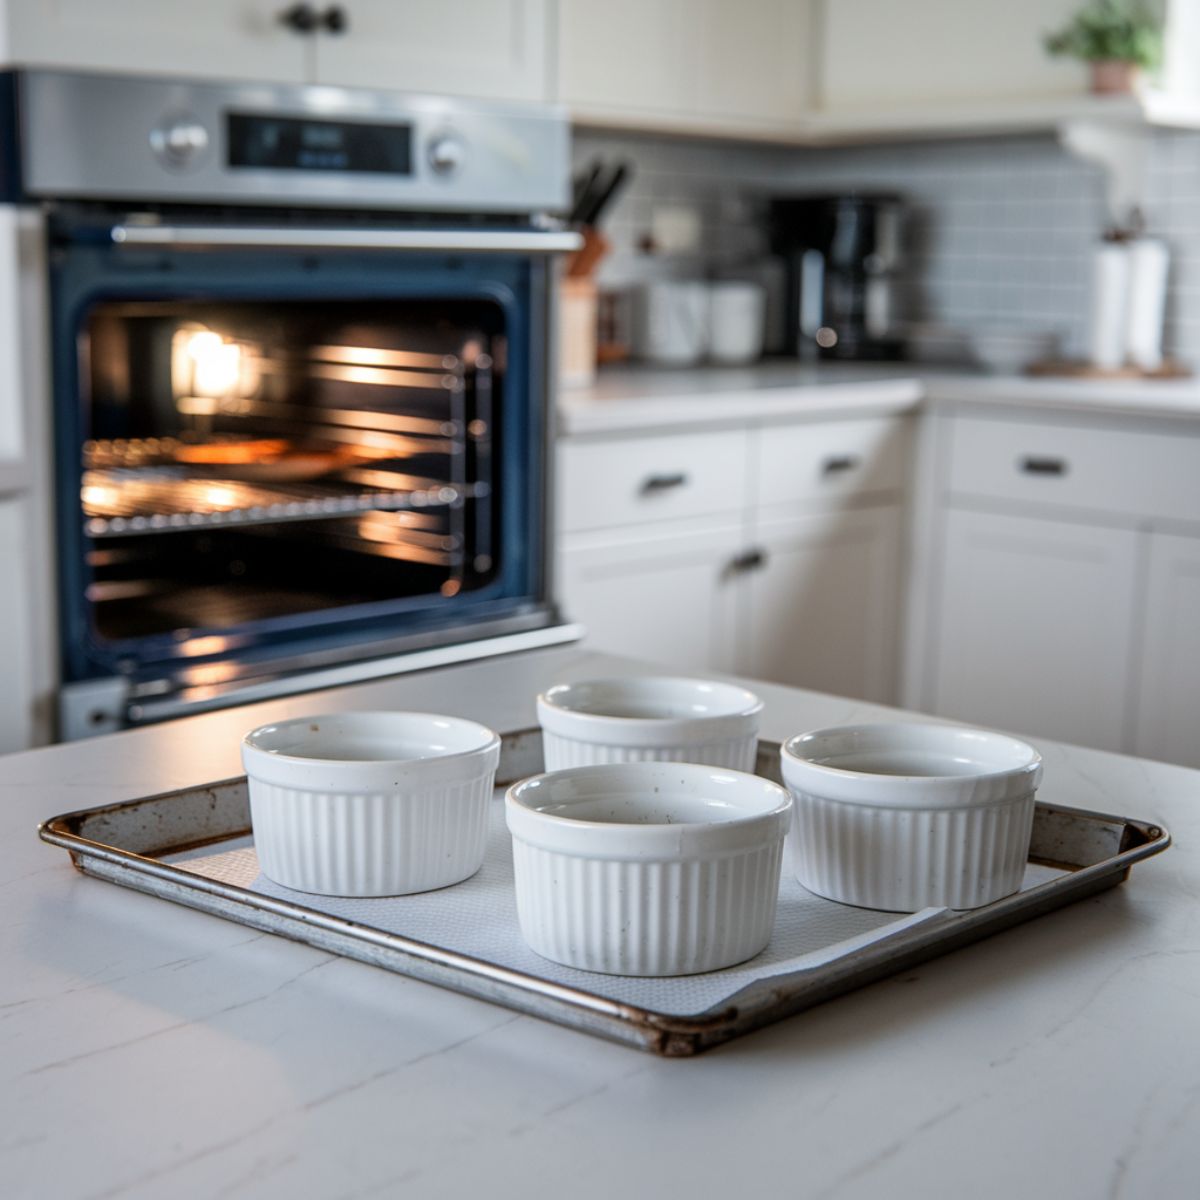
[3,645,1198,1198]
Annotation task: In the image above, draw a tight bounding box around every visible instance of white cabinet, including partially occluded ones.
[313,0,550,101]
[556,413,908,704]
[0,494,38,753]
[1134,531,1200,768]
[817,0,1086,111]
[0,0,552,101]
[928,509,1139,751]
[0,1,308,83]
[746,506,902,703]
[916,407,1200,762]
[556,0,697,119]
[557,427,748,535]
[557,0,812,135]
[557,522,746,674]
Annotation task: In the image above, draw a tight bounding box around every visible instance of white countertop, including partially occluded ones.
[4,645,1199,1199]
[558,362,1200,435]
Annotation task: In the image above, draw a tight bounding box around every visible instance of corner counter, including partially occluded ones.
[557,362,1200,437]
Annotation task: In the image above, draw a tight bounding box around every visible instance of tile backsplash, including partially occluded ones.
[574,126,1200,363]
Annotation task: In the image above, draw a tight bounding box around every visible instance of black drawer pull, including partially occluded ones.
[724,548,768,577]
[822,455,860,475]
[1020,456,1068,477]
[279,2,318,32]
[639,472,689,494]
[278,3,347,32]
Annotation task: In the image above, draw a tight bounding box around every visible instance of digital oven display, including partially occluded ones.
[226,112,413,175]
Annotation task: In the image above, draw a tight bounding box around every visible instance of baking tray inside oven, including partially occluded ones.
[38,731,1171,1056]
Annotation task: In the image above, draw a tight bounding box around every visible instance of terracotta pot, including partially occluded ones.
[1090,60,1139,94]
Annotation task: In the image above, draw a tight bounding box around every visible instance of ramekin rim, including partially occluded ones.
[242,711,501,770]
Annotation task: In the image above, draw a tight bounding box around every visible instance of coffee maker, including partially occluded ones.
[769,193,907,361]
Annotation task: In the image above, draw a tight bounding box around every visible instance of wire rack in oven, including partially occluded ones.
[80,467,465,538]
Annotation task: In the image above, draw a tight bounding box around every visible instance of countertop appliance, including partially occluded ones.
[769,193,907,361]
[0,68,580,742]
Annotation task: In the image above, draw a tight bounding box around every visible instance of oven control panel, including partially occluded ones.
[15,69,568,213]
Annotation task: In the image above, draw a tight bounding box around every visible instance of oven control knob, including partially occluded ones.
[150,117,210,169]
[427,135,466,176]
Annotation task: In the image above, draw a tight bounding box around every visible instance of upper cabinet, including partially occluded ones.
[556,0,812,137]
[558,0,1200,142]
[0,1,307,84]
[815,0,1086,112]
[2,2,1198,141]
[313,0,550,102]
[0,0,552,102]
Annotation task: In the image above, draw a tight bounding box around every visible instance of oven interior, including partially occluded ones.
[44,229,559,720]
[71,294,517,679]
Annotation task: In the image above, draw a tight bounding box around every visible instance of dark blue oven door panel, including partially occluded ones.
[50,222,553,691]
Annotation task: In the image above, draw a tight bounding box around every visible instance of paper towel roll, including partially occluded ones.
[1088,241,1130,371]
[1126,238,1169,372]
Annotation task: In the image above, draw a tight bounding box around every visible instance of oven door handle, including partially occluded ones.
[109,224,584,254]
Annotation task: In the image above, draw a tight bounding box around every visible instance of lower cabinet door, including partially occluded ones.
[929,508,1139,751]
[1134,531,1200,768]
[0,495,37,752]
[745,506,902,703]
[557,524,746,674]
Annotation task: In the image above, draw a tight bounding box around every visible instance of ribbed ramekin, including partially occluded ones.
[537,676,762,772]
[505,761,791,976]
[780,723,1043,912]
[241,711,500,897]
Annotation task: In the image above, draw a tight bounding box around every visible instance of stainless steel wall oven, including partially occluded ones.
[0,69,579,741]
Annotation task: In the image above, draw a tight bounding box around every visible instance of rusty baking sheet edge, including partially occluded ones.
[38,734,1172,1057]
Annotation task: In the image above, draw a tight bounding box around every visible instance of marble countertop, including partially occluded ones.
[4,645,1199,1198]
[558,362,1200,436]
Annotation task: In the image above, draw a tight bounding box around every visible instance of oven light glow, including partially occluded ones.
[201,485,240,510]
[81,484,120,511]
[182,662,241,687]
[187,331,243,397]
[171,326,260,414]
[179,635,234,659]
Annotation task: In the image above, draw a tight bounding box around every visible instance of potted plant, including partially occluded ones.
[1045,0,1163,94]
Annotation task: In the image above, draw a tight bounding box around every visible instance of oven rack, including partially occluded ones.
[82,473,471,539]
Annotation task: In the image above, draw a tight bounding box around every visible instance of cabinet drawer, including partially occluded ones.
[557,429,747,533]
[947,414,1200,523]
[755,417,910,511]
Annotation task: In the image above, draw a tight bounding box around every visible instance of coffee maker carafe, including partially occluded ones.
[769,193,906,360]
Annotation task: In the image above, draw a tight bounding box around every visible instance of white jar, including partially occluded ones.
[632,281,709,365]
[708,281,765,364]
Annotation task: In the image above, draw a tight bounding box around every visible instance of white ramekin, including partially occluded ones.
[241,711,501,897]
[780,722,1043,912]
[505,761,792,976]
[536,676,763,772]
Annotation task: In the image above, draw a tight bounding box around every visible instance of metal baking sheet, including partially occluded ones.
[38,730,1171,1056]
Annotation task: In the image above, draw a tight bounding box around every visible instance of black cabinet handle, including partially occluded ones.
[639,472,689,495]
[1020,456,1068,477]
[822,455,860,475]
[322,5,348,33]
[279,3,318,32]
[279,4,348,33]
[724,548,768,578]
